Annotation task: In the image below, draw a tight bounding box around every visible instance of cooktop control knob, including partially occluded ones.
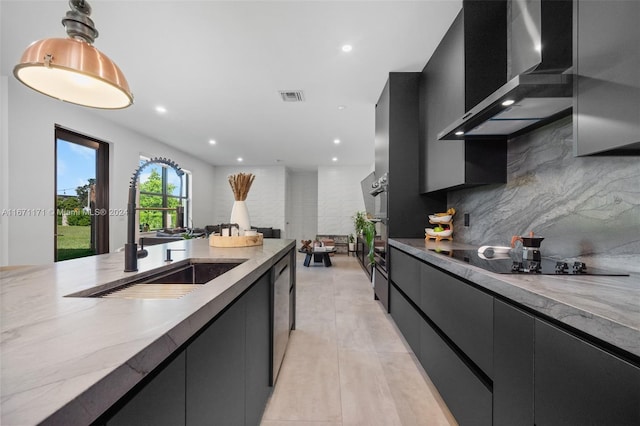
[555,262,569,274]
[572,262,587,273]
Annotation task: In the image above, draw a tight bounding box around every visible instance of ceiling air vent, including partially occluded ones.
[279,90,305,102]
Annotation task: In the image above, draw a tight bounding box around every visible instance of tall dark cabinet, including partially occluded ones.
[375,73,445,237]
[573,0,640,155]
[419,2,507,193]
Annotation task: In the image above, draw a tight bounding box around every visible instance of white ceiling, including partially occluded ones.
[1,0,462,171]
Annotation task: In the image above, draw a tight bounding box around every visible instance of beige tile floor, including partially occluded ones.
[261,253,457,426]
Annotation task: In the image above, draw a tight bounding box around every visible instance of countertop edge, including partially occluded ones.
[2,239,296,426]
[388,239,640,361]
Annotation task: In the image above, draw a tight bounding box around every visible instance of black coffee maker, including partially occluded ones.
[511,232,545,273]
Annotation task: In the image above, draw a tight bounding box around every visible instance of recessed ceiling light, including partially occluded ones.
[209,139,216,145]
[455,131,464,136]
[334,139,341,144]
[341,44,353,53]
[237,157,243,162]
[332,157,338,162]
[502,99,515,106]
[155,105,167,114]
[337,105,346,110]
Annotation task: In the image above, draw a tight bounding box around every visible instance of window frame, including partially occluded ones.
[137,156,191,231]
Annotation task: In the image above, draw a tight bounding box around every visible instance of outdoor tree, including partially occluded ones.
[75,178,96,208]
[57,196,80,211]
[139,168,179,230]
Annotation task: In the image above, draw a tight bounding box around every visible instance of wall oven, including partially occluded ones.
[369,173,389,311]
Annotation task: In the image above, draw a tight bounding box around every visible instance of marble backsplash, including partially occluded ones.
[448,116,640,274]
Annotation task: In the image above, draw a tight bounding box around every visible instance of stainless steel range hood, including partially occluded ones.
[439,0,573,141]
[438,73,573,140]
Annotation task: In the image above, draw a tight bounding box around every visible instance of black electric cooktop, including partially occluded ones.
[429,249,629,276]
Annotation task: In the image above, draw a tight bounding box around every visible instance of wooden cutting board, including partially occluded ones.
[209,234,263,247]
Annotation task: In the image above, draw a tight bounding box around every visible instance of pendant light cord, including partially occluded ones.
[62,0,99,43]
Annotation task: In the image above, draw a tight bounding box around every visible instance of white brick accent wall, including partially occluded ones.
[317,166,370,236]
[286,170,318,242]
[211,166,286,232]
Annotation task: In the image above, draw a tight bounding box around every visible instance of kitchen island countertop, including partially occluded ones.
[0,238,295,426]
[390,239,640,361]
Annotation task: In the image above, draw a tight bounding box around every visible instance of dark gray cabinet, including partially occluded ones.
[389,248,492,425]
[493,299,534,426]
[494,299,640,426]
[419,261,493,377]
[419,319,492,426]
[356,236,371,279]
[389,247,421,303]
[419,2,507,193]
[573,0,640,155]
[373,264,389,312]
[389,285,420,355]
[390,247,493,377]
[187,292,246,425]
[187,272,272,426]
[100,249,296,426]
[376,73,445,237]
[534,319,640,425]
[106,352,186,426]
[390,244,640,426]
[244,273,272,425]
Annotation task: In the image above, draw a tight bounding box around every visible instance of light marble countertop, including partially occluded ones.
[0,238,295,426]
[390,239,640,361]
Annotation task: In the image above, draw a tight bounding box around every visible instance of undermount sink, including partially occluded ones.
[66,260,245,300]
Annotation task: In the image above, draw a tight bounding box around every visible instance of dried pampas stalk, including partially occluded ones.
[228,173,255,201]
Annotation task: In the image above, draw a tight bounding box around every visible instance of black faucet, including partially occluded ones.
[125,157,184,272]
[165,248,185,262]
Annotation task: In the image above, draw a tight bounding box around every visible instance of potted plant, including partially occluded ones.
[348,233,355,252]
[362,220,376,267]
[353,211,367,236]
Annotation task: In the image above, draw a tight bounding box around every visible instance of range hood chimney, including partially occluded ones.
[439,0,573,141]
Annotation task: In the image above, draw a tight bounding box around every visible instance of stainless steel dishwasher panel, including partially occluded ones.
[272,255,291,385]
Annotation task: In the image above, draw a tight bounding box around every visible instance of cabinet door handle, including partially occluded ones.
[277,264,289,278]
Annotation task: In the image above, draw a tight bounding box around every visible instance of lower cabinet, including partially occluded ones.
[374,264,389,312]
[534,319,640,426]
[419,318,492,426]
[106,352,186,426]
[418,322,492,426]
[389,246,640,426]
[493,299,534,426]
[390,283,492,426]
[103,269,275,426]
[356,237,372,279]
[244,272,273,426]
[389,285,420,354]
[419,261,493,377]
[187,290,246,425]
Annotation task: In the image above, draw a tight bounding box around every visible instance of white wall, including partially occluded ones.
[317,166,370,236]
[1,76,9,265]
[209,166,370,242]
[1,78,216,266]
[286,170,318,243]
[211,166,286,233]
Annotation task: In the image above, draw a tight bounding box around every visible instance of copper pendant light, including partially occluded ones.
[13,0,133,109]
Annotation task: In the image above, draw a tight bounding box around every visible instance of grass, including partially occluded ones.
[57,225,95,261]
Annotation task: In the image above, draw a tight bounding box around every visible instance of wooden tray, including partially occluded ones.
[209,234,263,247]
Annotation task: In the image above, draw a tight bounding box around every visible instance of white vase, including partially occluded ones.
[230,200,251,235]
